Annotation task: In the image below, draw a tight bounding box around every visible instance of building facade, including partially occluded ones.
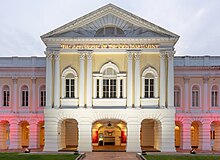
[0,4,219,152]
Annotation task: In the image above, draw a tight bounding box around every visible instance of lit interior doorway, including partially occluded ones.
[211,121,220,151]
[140,119,161,151]
[19,121,29,148]
[60,119,78,151]
[191,121,202,149]
[175,122,182,149]
[0,121,10,149]
[38,122,44,149]
[92,120,127,151]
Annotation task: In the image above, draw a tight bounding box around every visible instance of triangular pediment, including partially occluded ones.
[41,4,179,41]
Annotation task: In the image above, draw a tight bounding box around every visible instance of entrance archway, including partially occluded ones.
[191,121,202,149]
[211,121,220,151]
[38,122,44,148]
[0,121,10,149]
[140,119,161,151]
[92,120,127,151]
[19,121,29,148]
[60,119,78,150]
[175,122,182,149]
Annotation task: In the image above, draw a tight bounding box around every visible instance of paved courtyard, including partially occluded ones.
[83,152,138,160]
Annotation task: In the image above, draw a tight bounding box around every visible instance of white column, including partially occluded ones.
[184,77,190,113]
[79,52,85,108]
[167,51,175,108]
[123,78,126,98]
[141,77,145,98]
[61,76,65,98]
[203,77,209,112]
[78,122,92,152]
[134,52,141,108]
[159,52,166,108]
[117,77,120,98]
[75,77,78,98]
[45,51,53,108]
[93,78,97,98]
[31,77,36,113]
[127,51,133,108]
[29,122,39,149]
[86,51,93,108]
[54,52,60,109]
[200,123,211,151]
[99,77,103,98]
[126,122,141,152]
[154,77,158,98]
[12,77,18,113]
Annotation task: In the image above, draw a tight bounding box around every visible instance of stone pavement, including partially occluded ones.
[83,152,138,160]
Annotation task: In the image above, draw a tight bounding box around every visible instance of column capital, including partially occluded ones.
[31,77,36,84]
[203,76,209,83]
[79,52,86,60]
[183,76,190,83]
[127,52,133,60]
[134,52,140,61]
[53,51,60,60]
[45,51,53,61]
[167,51,175,60]
[86,52,93,60]
[12,77,18,84]
[160,52,166,59]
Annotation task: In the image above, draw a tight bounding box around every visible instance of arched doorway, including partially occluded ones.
[191,121,202,149]
[0,121,10,149]
[60,119,78,150]
[38,122,44,149]
[175,122,182,149]
[92,120,127,151]
[19,121,29,148]
[140,119,161,151]
[211,121,220,151]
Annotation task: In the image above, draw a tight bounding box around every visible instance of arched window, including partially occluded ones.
[93,62,126,99]
[103,68,117,98]
[21,85,29,107]
[141,67,158,98]
[39,85,46,107]
[3,85,10,107]
[211,85,218,107]
[61,67,78,99]
[174,86,181,107]
[192,85,200,107]
[95,26,125,37]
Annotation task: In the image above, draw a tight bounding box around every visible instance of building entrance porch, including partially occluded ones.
[92,120,127,151]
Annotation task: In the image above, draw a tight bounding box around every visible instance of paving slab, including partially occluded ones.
[83,152,138,160]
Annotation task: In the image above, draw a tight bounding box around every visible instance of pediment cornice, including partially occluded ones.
[41,4,179,43]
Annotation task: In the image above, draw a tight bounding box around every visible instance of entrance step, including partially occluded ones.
[84,152,138,160]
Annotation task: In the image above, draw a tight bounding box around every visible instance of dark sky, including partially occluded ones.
[0,0,219,56]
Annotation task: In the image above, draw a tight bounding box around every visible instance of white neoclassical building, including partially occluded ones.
[41,3,178,152]
[0,4,220,153]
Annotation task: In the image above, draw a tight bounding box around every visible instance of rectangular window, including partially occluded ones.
[66,79,74,98]
[40,90,46,107]
[212,91,218,107]
[103,79,109,98]
[110,79,116,98]
[3,90,10,107]
[97,79,99,98]
[22,91,28,107]
[174,91,180,107]
[192,91,199,107]
[120,79,123,98]
[144,79,154,98]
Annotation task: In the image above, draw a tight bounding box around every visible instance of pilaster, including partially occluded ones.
[31,77,36,113]
[86,51,93,108]
[12,77,18,113]
[127,51,133,108]
[182,123,191,150]
[159,52,166,108]
[54,52,60,109]
[134,51,141,108]
[79,52,86,108]
[9,123,20,149]
[167,51,175,108]
[29,122,39,149]
[78,122,92,152]
[184,77,190,112]
[203,77,209,112]
[200,123,211,151]
[45,51,53,108]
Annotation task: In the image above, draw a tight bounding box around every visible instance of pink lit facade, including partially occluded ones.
[0,56,219,151]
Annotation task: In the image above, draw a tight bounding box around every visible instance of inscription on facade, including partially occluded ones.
[61,44,159,49]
